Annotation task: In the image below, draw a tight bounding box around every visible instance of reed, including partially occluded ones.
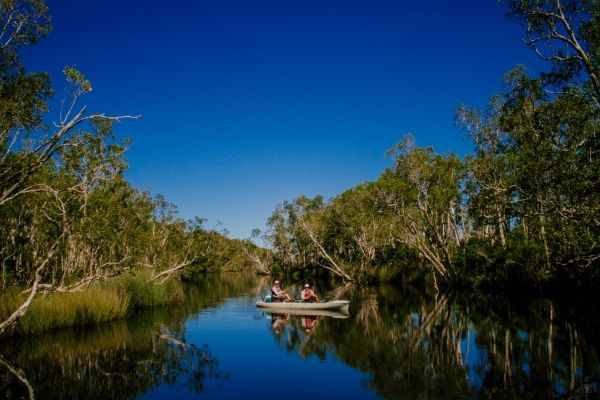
[0,271,184,336]
[3,286,130,335]
[108,271,184,311]
[0,288,22,325]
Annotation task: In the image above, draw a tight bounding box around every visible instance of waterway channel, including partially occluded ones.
[1,273,598,399]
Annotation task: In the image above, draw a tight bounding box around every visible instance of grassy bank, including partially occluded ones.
[0,271,184,336]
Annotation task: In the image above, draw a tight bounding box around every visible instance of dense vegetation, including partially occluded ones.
[263,0,600,291]
[0,0,268,335]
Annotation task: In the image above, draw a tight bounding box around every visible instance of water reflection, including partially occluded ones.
[265,312,333,361]
[259,283,600,399]
[0,273,264,400]
[0,318,223,399]
[270,313,291,334]
[1,273,599,399]
[322,286,600,399]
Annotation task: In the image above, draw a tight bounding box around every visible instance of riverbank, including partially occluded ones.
[0,271,183,336]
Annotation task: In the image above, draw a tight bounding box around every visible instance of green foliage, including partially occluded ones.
[0,0,52,133]
[453,235,543,292]
[63,65,92,94]
[505,0,600,103]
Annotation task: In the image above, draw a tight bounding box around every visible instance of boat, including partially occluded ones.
[259,307,350,319]
[256,299,350,314]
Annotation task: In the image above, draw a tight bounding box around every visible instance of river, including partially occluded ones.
[1,273,599,399]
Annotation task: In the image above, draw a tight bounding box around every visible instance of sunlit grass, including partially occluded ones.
[0,286,129,335]
[108,270,184,310]
[0,271,184,336]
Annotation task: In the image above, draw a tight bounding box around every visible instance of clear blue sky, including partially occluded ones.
[22,0,544,239]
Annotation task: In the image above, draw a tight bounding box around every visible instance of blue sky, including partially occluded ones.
[22,0,544,239]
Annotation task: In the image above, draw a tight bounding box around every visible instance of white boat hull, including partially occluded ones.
[256,300,350,314]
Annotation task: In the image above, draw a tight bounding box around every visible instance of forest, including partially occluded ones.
[0,0,599,336]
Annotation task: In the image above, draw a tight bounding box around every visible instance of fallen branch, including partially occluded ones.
[0,234,63,336]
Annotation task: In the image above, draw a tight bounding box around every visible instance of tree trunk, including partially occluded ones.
[299,218,353,282]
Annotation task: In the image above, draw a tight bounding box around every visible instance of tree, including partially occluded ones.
[266,195,354,282]
[384,135,466,283]
[325,183,398,274]
[0,0,140,334]
[457,98,515,249]
[505,0,600,107]
[0,0,52,133]
[498,67,600,269]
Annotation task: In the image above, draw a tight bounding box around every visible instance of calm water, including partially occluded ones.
[1,273,599,399]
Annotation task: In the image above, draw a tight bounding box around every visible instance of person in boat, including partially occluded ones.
[271,280,292,302]
[301,283,320,303]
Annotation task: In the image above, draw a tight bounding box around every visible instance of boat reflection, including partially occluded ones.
[270,313,291,334]
[266,312,341,336]
[266,312,340,336]
[264,311,350,361]
[259,308,350,319]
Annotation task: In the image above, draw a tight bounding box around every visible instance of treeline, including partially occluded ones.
[263,0,600,291]
[0,0,265,334]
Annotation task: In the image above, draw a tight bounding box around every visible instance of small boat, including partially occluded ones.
[256,299,350,314]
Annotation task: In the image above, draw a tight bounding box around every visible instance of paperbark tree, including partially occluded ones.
[498,68,600,269]
[457,99,514,248]
[505,0,600,107]
[384,135,466,282]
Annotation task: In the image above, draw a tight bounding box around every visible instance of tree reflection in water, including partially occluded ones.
[1,273,599,399]
[263,285,600,399]
[0,273,266,399]
[0,272,268,400]
[0,320,224,399]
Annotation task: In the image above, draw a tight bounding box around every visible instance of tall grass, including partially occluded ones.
[0,286,129,336]
[0,271,184,336]
[108,270,184,310]
[0,288,22,332]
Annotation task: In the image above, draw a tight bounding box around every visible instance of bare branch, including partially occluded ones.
[0,233,63,335]
[298,217,353,282]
